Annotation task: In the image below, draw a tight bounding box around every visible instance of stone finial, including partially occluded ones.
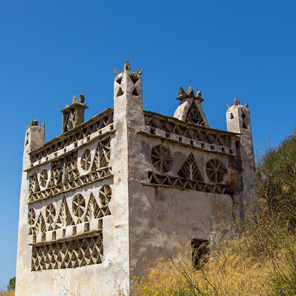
[72,96,78,104]
[186,87,194,96]
[234,98,240,106]
[137,68,142,75]
[30,119,39,126]
[123,60,131,71]
[226,104,230,110]
[29,119,44,128]
[196,91,202,99]
[178,86,185,96]
[245,102,249,109]
[79,94,85,104]
[114,67,119,76]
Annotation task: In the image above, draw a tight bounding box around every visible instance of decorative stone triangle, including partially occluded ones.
[186,101,205,126]
[173,87,209,127]
[178,153,204,181]
[35,213,46,233]
[84,194,102,222]
[116,87,124,97]
[55,197,74,229]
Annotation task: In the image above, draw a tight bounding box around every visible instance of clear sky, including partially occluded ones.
[0,0,296,290]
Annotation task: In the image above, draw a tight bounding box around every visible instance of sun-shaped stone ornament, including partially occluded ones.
[151,144,173,173]
[72,194,86,218]
[206,159,227,183]
[81,149,91,171]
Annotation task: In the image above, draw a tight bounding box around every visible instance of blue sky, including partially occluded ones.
[0,0,296,290]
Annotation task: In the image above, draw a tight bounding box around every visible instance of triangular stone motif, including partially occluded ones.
[55,197,74,229]
[116,87,124,97]
[84,194,102,222]
[178,153,204,182]
[35,213,46,233]
[132,88,139,96]
[186,101,205,126]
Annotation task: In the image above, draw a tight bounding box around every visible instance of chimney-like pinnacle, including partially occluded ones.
[61,94,89,133]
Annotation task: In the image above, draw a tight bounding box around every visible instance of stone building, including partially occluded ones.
[16,61,258,295]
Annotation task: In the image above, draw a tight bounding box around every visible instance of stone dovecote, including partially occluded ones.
[16,62,258,296]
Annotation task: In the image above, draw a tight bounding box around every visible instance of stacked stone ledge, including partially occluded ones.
[16,61,258,296]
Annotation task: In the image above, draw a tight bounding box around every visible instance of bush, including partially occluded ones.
[257,133,296,227]
[7,278,15,291]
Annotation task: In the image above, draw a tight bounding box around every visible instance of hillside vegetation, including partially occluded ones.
[132,134,296,296]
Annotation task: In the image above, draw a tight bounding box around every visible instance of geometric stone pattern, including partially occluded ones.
[144,111,235,155]
[28,189,112,236]
[31,233,103,271]
[30,109,113,163]
[205,159,227,183]
[178,153,204,181]
[147,147,228,194]
[28,137,112,204]
[148,171,227,194]
[151,144,173,173]
[29,185,111,271]
[29,167,112,204]
[27,123,113,272]
[186,101,206,126]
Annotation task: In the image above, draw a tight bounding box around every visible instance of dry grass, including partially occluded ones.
[134,238,273,296]
[0,291,15,296]
[132,216,296,296]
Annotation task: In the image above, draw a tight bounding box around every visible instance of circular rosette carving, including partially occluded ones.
[45,204,56,224]
[28,208,36,225]
[80,149,91,171]
[206,159,227,183]
[39,169,48,188]
[99,185,112,216]
[151,144,173,173]
[72,194,86,218]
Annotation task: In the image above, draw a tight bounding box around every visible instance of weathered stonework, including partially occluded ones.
[16,62,258,295]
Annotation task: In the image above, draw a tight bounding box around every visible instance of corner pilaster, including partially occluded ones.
[226,99,258,222]
[15,120,45,296]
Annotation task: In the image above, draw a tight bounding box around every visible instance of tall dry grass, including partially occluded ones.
[132,214,296,296]
[0,291,15,296]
